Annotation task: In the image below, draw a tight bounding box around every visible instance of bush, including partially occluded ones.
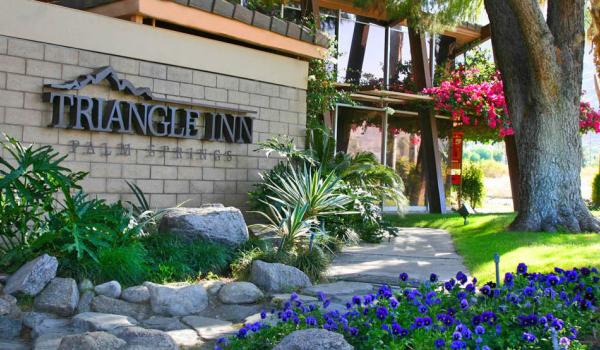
[592,173,600,207]
[287,246,331,282]
[142,233,234,283]
[220,264,599,350]
[462,162,485,209]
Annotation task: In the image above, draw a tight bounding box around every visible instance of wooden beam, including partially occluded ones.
[359,89,433,101]
[408,25,446,214]
[89,0,326,60]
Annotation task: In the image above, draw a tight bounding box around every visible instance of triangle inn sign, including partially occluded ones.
[43,66,254,144]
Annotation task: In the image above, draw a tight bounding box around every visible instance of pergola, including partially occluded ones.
[299,0,490,213]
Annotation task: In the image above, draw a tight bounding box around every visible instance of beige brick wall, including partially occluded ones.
[0,35,307,210]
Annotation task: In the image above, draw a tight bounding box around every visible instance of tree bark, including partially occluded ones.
[484,0,600,232]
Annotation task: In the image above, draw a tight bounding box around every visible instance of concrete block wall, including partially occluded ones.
[0,35,307,210]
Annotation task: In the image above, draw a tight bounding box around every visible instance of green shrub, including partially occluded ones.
[592,172,600,207]
[230,246,279,280]
[461,162,485,208]
[287,246,330,282]
[142,233,234,283]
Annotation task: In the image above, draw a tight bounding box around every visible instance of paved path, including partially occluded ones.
[326,227,468,285]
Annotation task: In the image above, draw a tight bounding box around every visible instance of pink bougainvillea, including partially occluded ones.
[423,67,600,137]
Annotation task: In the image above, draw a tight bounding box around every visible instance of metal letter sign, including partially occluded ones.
[43,66,254,143]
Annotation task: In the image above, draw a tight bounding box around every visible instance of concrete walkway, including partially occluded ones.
[326,227,468,285]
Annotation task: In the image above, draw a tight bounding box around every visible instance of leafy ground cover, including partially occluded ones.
[220,264,599,349]
[387,213,600,284]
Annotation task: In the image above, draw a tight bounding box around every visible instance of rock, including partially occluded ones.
[0,295,16,316]
[94,281,121,299]
[251,260,312,293]
[78,280,94,292]
[270,293,318,306]
[0,295,21,340]
[158,206,249,247]
[58,332,126,350]
[0,314,22,340]
[218,282,263,304]
[34,278,79,317]
[77,291,94,314]
[34,333,65,350]
[144,282,208,316]
[120,286,150,304]
[198,280,224,296]
[181,316,236,340]
[199,303,264,323]
[302,282,373,299]
[0,339,30,350]
[23,312,72,338]
[91,295,151,321]
[273,329,353,350]
[244,312,278,326]
[110,326,177,350]
[72,312,137,332]
[165,329,203,349]
[4,254,58,296]
[0,274,8,283]
[142,316,188,331]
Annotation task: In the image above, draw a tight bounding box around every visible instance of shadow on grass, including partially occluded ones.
[385,212,600,283]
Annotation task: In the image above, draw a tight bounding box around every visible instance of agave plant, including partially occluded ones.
[261,164,354,221]
[125,181,169,232]
[251,202,322,251]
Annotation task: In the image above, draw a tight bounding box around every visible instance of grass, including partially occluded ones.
[387,212,600,283]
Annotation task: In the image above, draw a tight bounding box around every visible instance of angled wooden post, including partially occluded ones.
[408,26,446,213]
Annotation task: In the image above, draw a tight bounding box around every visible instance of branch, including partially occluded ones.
[507,0,561,96]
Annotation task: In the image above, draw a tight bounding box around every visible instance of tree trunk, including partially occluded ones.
[484,0,600,232]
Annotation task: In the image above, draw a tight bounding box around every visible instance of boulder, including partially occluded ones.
[273,329,353,350]
[180,315,236,340]
[144,282,208,316]
[72,312,137,332]
[78,280,94,292]
[22,312,72,338]
[94,281,121,299]
[77,291,94,314]
[91,295,151,321]
[199,303,264,323]
[218,282,263,304]
[142,316,188,331]
[198,280,224,296]
[158,206,249,247]
[0,295,15,316]
[34,278,79,317]
[0,302,21,340]
[165,329,203,349]
[4,254,58,296]
[58,332,126,350]
[110,326,177,350]
[251,260,312,293]
[302,282,373,300]
[120,286,150,304]
[0,294,21,340]
[34,333,66,350]
[0,339,30,350]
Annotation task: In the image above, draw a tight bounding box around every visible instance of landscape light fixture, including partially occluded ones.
[457,203,474,225]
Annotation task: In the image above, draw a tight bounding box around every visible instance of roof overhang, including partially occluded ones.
[86,0,327,60]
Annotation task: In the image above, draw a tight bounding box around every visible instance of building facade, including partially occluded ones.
[0,0,321,210]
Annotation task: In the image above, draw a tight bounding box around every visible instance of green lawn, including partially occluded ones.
[387,212,600,283]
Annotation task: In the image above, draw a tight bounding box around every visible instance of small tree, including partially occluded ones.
[461,163,485,209]
[593,173,600,207]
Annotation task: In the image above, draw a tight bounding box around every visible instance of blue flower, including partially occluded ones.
[434,339,445,348]
[418,304,428,314]
[517,263,528,275]
[376,306,389,320]
[456,271,468,284]
[400,272,409,281]
[430,273,438,282]
[450,340,466,349]
[352,295,361,305]
[559,337,571,348]
[480,285,491,296]
[349,327,359,336]
[237,328,248,338]
[475,325,485,335]
[260,310,267,319]
[522,332,537,342]
[460,299,469,310]
[452,331,462,340]
[390,297,399,309]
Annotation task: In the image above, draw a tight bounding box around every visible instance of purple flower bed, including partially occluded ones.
[218,264,598,349]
